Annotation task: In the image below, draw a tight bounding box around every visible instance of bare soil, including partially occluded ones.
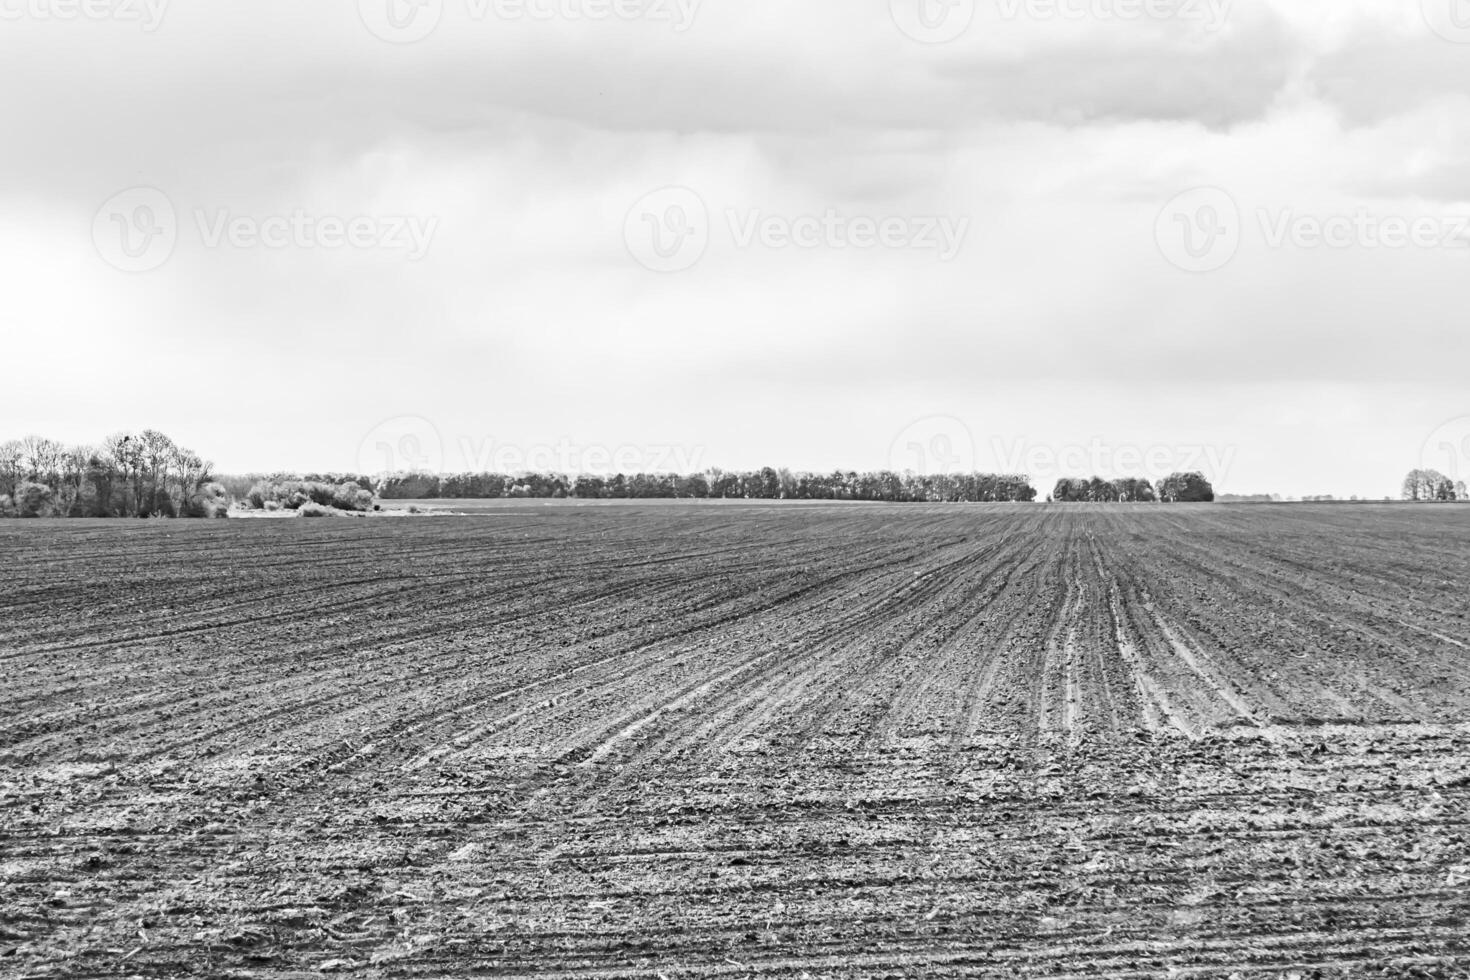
[2,504,1467,977]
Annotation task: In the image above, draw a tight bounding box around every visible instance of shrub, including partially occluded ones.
[298,502,364,519]
[331,482,374,512]
[0,494,14,518]
[185,482,231,519]
[246,479,375,512]
[213,474,258,500]
[264,500,282,512]
[15,481,56,518]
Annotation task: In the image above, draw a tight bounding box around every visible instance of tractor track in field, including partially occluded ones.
[1,504,1468,978]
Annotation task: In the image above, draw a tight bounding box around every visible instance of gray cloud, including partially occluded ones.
[0,0,1465,496]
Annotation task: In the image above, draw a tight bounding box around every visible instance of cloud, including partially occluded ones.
[0,0,1465,496]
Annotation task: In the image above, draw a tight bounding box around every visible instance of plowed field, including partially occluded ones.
[2,505,1468,977]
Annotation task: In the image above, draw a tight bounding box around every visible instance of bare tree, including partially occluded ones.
[138,430,177,515]
[102,432,145,517]
[1401,469,1452,502]
[57,446,91,517]
[85,447,120,517]
[170,447,213,514]
[18,435,64,484]
[2,430,221,519]
[0,440,22,499]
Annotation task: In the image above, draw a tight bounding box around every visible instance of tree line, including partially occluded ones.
[1049,473,1216,503]
[1402,469,1466,502]
[10,432,1462,518]
[378,469,1041,503]
[0,431,228,518]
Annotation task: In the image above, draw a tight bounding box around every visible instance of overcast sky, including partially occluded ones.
[4,0,1468,497]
